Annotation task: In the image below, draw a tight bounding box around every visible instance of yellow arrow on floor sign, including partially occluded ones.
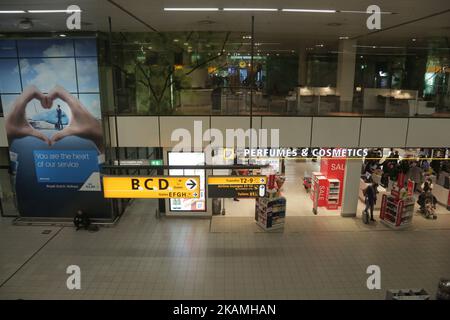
[102,176,200,199]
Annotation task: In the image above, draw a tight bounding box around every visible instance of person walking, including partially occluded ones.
[407,161,423,192]
[364,182,378,222]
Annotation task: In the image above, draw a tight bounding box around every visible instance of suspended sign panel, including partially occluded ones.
[103,176,200,199]
[208,176,267,198]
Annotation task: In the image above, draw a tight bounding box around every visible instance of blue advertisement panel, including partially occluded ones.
[0,38,111,219]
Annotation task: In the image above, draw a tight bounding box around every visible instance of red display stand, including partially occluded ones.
[311,174,328,208]
[310,172,322,202]
[326,179,340,210]
[407,180,414,196]
[380,193,414,229]
[448,192,450,211]
[397,172,406,188]
[320,157,346,209]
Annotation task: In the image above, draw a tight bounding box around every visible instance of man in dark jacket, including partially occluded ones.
[364,183,378,222]
[73,210,91,230]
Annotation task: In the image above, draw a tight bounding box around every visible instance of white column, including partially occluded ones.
[341,159,362,217]
[336,39,357,112]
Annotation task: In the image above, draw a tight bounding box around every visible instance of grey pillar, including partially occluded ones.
[341,159,362,217]
[336,39,357,112]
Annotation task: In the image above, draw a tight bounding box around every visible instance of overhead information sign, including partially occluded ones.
[208,176,267,198]
[103,176,200,199]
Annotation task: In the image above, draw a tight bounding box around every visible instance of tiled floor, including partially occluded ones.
[0,194,449,300]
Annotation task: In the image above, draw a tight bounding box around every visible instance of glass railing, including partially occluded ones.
[109,86,450,117]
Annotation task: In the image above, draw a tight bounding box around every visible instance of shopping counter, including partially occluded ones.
[434,184,450,210]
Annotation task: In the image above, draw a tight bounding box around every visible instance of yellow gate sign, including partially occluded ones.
[103,176,200,199]
[207,176,267,198]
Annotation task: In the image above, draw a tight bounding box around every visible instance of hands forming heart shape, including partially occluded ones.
[5,85,104,153]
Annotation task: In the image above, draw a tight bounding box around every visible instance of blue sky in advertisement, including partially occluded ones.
[0,38,100,120]
[0,59,21,93]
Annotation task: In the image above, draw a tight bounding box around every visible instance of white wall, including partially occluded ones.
[211,116,254,148]
[261,117,312,147]
[359,118,408,147]
[114,116,159,147]
[0,116,448,149]
[159,116,210,149]
[406,118,450,147]
[311,117,360,147]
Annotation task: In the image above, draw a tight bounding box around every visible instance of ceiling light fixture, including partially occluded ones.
[223,8,278,12]
[0,10,26,13]
[164,8,219,11]
[339,36,349,40]
[282,9,336,13]
[59,34,67,37]
[339,10,394,14]
[28,9,82,13]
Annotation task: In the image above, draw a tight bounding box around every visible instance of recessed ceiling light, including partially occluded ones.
[282,9,336,13]
[173,39,179,42]
[339,36,349,40]
[412,38,417,42]
[223,8,278,12]
[28,9,82,13]
[59,34,67,37]
[315,44,324,47]
[0,10,26,13]
[164,8,219,11]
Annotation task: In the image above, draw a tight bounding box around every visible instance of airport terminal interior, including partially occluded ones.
[0,0,449,301]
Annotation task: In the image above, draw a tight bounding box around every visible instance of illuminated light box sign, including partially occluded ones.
[103,176,200,199]
[208,176,267,198]
[149,159,163,166]
[243,148,369,158]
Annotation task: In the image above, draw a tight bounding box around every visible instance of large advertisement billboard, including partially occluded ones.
[0,38,111,219]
